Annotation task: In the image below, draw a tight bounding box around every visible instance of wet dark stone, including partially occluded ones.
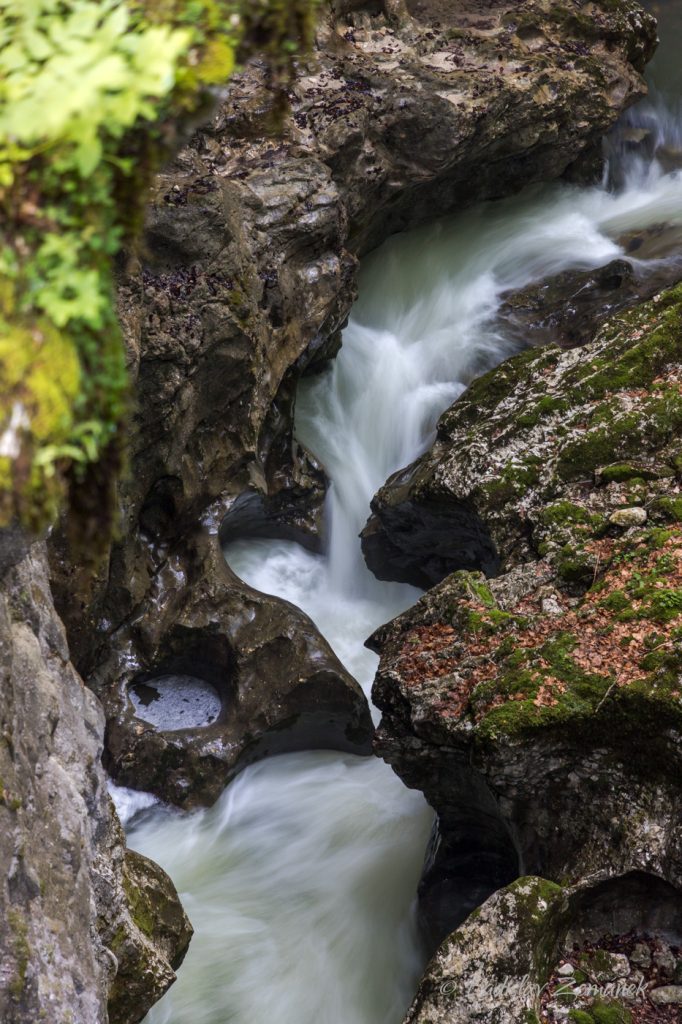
[99,532,374,808]
[498,256,682,350]
[361,479,500,589]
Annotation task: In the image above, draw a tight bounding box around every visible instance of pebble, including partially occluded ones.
[557,962,575,976]
[654,947,676,978]
[608,506,648,527]
[651,986,682,1005]
[583,951,631,981]
[630,942,652,969]
[541,596,564,616]
[609,953,632,980]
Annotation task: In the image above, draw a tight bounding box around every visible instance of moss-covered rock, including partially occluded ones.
[370,287,682,940]
[107,849,193,1024]
[404,871,682,1024]
[0,542,192,1024]
[363,284,682,586]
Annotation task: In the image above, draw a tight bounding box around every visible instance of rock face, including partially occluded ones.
[370,286,682,948]
[50,0,656,796]
[363,284,682,585]
[0,543,191,1023]
[404,871,682,1024]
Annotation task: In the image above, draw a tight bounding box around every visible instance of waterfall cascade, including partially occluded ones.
[113,7,682,1021]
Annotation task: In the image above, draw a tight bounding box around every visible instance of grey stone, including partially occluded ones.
[609,507,648,527]
[650,986,682,1005]
[630,942,652,969]
[0,544,190,1024]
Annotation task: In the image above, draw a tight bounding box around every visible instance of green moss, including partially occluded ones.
[556,543,596,584]
[122,873,157,939]
[0,0,321,542]
[591,1002,632,1024]
[539,501,596,527]
[7,909,30,1000]
[599,590,629,613]
[517,394,567,429]
[647,587,682,624]
[652,496,682,523]
[0,317,82,530]
[466,608,524,634]
[467,576,496,608]
[481,457,542,505]
[600,462,660,483]
[559,387,682,482]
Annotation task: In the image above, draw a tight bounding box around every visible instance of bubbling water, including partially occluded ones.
[123,14,682,1022]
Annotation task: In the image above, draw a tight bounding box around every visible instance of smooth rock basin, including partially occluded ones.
[129,675,223,732]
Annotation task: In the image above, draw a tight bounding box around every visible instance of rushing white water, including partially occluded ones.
[124,13,682,1023]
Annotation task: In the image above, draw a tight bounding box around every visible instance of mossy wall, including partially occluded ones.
[0,0,320,549]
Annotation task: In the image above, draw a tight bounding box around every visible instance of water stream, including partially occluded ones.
[117,7,682,1022]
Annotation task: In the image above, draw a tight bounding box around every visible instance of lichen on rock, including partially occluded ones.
[370,284,682,946]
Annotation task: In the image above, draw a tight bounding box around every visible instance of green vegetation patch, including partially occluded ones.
[0,0,320,544]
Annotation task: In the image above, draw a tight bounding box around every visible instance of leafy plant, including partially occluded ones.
[0,0,319,544]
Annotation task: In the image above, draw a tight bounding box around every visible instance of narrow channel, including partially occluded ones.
[117,7,682,1022]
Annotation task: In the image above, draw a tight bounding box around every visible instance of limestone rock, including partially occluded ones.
[0,543,189,1024]
[107,850,193,1024]
[98,533,373,808]
[609,506,648,527]
[363,285,682,587]
[369,289,682,944]
[650,985,682,1004]
[404,871,682,1024]
[403,876,565,1024]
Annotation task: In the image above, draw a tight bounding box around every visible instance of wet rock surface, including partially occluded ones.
[108,849,193,1024]
[497,255,682,351]
[370,287,682,951]
[0,543,190,1024]
[364,284,682,585]
[98,534,372,808]
[49,0,656,797]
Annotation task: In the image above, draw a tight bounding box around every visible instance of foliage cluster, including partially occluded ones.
[0,0,319,541]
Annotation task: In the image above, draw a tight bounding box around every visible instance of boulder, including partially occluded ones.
[363,284,682,587]
[98,533,373,808]
[107,849,193,1024]
[369,287,682,944]
[497,256,682,351]
[404,871,682,1024]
